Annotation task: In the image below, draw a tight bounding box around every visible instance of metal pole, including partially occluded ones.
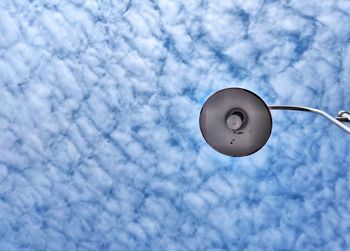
[269,105,350,134]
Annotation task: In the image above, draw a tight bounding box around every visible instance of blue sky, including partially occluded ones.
[0,0,350,250]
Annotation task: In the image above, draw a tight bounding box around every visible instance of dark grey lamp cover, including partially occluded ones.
[199,88,272,157]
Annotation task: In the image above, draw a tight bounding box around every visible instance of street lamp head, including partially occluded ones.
[199,88,272,157]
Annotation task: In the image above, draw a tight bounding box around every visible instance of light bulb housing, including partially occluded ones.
[199,87,272,157]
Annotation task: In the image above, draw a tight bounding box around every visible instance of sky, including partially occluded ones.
[0,0,350,250]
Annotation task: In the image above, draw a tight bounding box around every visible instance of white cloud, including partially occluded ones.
[0,0,349,250]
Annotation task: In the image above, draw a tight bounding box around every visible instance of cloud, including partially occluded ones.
[0,0,349,250]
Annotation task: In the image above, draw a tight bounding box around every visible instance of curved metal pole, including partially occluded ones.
[269,105,350,134]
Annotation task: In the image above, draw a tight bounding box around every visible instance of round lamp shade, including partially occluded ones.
[199,88,272,157]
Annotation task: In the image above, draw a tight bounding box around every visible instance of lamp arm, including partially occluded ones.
[269,105,350,134]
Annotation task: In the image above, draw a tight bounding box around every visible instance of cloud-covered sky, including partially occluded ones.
[1,0,350,250]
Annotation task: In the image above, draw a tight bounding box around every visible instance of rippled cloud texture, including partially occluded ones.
[1,0,350,250]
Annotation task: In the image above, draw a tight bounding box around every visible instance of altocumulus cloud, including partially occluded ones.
[0,0,350,250]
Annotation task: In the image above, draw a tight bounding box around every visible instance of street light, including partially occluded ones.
[199,87,350,157]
